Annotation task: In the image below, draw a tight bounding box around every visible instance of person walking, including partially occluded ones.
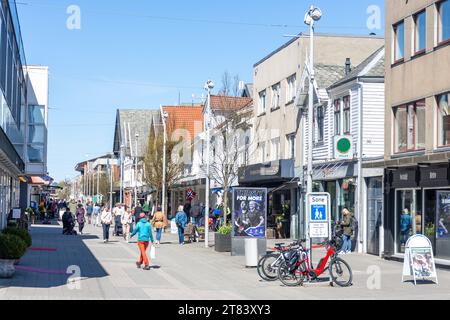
[175,205,188,245]
[101,205,113,243]
[151,206,168,245]
[130,212,154,270]
[92,203,101,227]
[339,207,353,254]
[121,205,133,243]
[86,201,93,224]
[76,203,86,235]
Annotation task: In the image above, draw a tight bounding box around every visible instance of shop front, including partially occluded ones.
[238,160,296,239]
[311,161,357,223]
[385,164,450,263]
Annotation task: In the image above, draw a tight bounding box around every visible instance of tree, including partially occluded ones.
[142,116,185,216]
[203,72,254,226]
[56,179,72,200]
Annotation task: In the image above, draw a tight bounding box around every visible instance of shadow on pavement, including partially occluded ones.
[0,225,109,289]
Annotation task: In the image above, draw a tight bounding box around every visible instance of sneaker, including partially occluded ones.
[143,266,151,270]
[103,240,107,243]
[136,262,141,269]
[346,251,351,254]
[339,251,346,255]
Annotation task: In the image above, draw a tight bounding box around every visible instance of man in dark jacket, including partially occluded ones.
[62,208,76,235]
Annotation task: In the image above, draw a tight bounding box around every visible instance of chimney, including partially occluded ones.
[345,58,351,75]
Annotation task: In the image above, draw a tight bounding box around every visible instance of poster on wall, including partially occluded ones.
[232,188,267,238]
[436,191,450,239]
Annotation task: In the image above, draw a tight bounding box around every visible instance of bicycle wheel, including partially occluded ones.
[329,257,353,287]
[257,253,278,281]
[277,261,304,287]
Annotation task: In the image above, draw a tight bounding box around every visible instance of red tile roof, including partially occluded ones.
[161,106,204,141]
[208,95,253,111]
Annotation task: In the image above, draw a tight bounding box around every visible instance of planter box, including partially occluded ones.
[214,233,231,252]
[0,259,15,278]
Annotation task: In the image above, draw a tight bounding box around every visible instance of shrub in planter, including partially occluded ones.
[0,234,27,278]
[3,227,32,247]
[215,224,232,252]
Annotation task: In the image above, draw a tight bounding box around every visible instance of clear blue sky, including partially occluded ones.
[16,0,384,181]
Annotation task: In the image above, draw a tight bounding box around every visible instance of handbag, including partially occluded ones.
[150,245,156,259]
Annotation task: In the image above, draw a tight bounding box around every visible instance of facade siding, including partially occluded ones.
[362,82,385,158]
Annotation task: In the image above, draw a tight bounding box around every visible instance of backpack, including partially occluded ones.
[351,215,358,232]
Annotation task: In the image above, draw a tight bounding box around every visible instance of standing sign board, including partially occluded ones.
[12,208,21,219]
[306,193,331,239]
[232,188,267,238]
[402,234,438,285]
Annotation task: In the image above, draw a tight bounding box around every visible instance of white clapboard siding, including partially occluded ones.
[350,88,360,156]
[362,82,385,158]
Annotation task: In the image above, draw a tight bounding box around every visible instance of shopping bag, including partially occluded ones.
[150,245,156,259]
[170,219,178,234]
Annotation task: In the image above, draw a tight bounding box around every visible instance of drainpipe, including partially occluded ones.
[357,81,364,254]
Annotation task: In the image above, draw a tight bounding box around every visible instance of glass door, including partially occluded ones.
[367,177,383,256]
[396,189,422,254]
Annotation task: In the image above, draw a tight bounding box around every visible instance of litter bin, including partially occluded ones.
[245,238,258,267]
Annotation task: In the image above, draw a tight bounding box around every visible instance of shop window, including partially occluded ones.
[425,190,450,260]
[394,100,426,153]
[414,10,427,54]
[396,190,422,254]
[437,92,450,146]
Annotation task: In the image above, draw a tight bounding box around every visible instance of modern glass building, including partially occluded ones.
[0,1,28,229]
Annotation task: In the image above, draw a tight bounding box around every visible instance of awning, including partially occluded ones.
[19,175,54,186]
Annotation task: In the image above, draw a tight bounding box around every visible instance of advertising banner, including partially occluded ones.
[402,234,438,285]
[232,188,267,238]
[436,191,450,239]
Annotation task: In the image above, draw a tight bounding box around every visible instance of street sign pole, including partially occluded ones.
[306,192,331,270]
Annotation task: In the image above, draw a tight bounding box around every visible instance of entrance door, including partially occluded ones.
[367,177,382,255]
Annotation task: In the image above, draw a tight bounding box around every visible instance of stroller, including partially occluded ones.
[113,215,123,236]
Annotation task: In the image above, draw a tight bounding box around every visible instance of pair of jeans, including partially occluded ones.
[178,227,184,244]
[156,228,163,242]
[102,223,110,240]
[78,222,85,234]
[138,241,149,267]
[342,234,352,252]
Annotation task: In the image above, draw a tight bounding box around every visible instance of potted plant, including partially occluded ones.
[214,224,232,252]
[3,227,32,248]
[0,234,27,278]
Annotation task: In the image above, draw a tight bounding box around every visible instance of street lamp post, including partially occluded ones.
[160,107,169,217]
[204,80,214,248]
[304,5,322,255]
[120,144,124,204]
[134,133,139,208]
[108,156,113,213]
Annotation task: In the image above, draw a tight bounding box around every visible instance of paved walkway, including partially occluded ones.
[1,222,450,300]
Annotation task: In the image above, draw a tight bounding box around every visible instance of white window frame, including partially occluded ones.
[286,74,297,104]
[271,83,281,110]
[259,90,266,114]
[286,134,296,159]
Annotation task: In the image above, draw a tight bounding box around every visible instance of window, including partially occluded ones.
[271,83,281,110]
[343,95,351,134]
[394,100,426,153]
[29,105,45,124]
[286,74,297,103]
[316,105,324,142]
[286,134,296,159]
[259,90,266,114]
[334,99,341,135]
[260,142,266,162]
[393,20,405,62]
[414,10,426,53]
[437,0,450,44]
[271,137,280,161]
[437,92,450,146]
